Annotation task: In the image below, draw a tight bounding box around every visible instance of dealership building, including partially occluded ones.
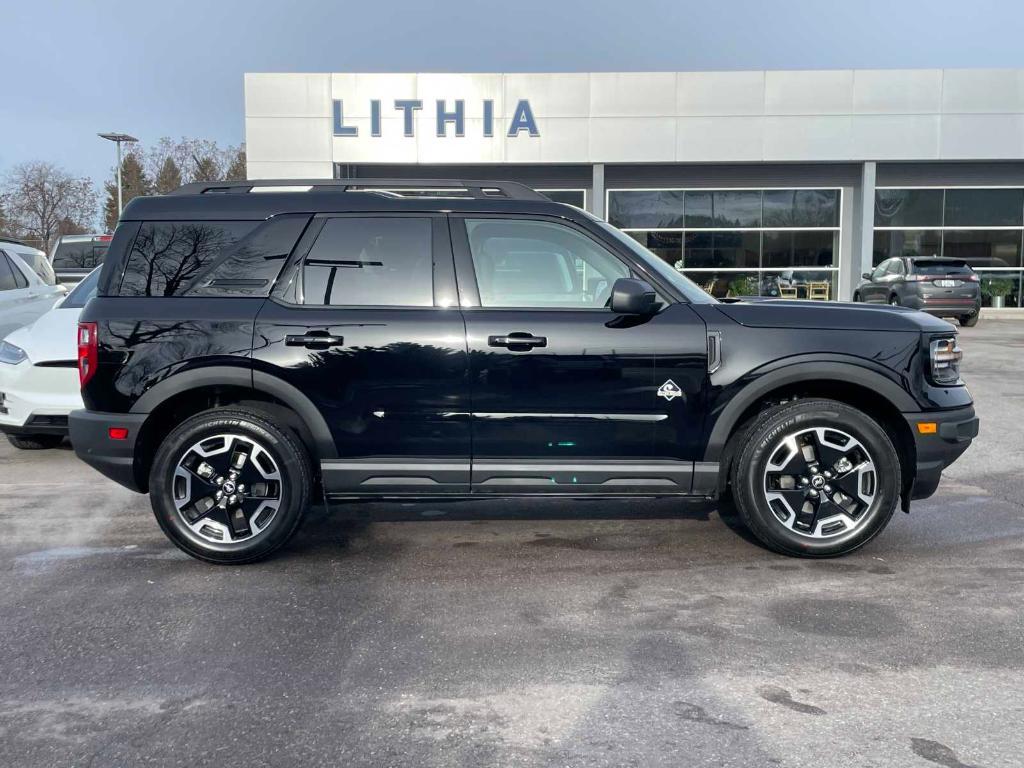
[244,69,1024,307]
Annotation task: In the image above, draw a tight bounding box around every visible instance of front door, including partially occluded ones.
[451,215,707,494]
[253,213,471,495]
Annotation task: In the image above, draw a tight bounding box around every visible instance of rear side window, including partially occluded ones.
[22,252,56,285]
[301,217,433,306]
[53,240,108,269]
[913,260,973,275]
[119,221,257,297]
[0,254,19,291]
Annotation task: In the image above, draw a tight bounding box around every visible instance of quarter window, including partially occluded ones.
[120,221,256,297]
[302,217,433,307]
[465,219,628,309]
[0,254,19,291]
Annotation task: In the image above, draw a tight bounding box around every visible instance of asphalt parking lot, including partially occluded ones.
[1,320,1022,768]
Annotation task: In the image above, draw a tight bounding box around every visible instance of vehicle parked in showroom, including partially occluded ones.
[0,242,67,340]
[853,256,981,327]
[71,180,977,564]
[0,268,97,449]
[49,233,110,286]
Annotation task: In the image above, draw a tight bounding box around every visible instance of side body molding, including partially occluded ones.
[703,358,920,463]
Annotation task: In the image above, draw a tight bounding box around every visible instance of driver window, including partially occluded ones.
[871,260,890,280]
[464,219,629,308]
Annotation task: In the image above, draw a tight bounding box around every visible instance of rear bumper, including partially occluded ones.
[902,295,981,317]
[68,409,148,493]
[903,404,979,503]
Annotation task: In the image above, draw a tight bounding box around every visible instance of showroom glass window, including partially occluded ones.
[607,188,840,300]
[874,188,1024,308]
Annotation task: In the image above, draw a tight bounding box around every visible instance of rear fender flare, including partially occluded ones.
[130,365,336,457]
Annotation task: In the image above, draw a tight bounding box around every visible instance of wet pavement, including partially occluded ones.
[0,320,1021,767]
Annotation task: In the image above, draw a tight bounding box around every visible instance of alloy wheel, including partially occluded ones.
[172,433,283,544]
[762,426,877,539]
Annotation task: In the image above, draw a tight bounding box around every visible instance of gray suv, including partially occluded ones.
[854,257,981,327]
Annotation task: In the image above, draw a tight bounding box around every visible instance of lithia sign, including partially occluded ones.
[333,98,539,138]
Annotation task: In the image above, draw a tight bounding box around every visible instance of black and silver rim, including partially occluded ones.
[762,426,877,539]
[172,433,283,545]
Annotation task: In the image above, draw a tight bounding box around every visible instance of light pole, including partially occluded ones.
[98,132,139,216]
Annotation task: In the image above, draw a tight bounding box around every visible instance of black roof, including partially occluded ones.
[119,179,577,222]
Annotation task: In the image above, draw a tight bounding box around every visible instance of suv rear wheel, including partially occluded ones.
[149,407,312,564]
[730,399,900,557]
[960,314,979,328]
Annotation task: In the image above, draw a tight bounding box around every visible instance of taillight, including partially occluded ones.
[78,322,98,387]
[965,274,980,282]
[905,274,930,281]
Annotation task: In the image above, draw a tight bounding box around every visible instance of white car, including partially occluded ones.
[0,268,98,449]
[0,239,67,340]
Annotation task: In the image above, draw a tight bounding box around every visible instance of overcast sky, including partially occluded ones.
[3,0,1024,188]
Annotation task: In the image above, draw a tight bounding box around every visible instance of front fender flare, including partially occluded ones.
[703,358,919,463]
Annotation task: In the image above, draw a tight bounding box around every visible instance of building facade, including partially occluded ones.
[245,70,1024,307]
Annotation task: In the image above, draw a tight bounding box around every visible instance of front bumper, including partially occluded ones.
[903,404,979,504]
[68,409,148,493]
[0,363,81,437]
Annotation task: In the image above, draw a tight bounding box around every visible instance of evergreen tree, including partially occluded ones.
[103,152,150,231]
[153,156,183,195]
[192,155,220,183]
[225,148,247,181]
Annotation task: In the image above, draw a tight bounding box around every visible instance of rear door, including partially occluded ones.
[451,214,706,494]
[253,213,471,496]
[0,252,54,338]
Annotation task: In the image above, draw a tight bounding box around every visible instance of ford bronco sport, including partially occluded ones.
[69,179,978,564]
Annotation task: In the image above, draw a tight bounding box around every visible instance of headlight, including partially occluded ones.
[0,341,28,365]
[930,337,962,385]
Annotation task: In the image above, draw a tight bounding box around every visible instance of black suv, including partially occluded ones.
[854,256,982,326]
[69,179,978,564]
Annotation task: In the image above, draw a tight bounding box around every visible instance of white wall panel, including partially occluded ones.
[245,69,1024,172]
[676,71,765,116]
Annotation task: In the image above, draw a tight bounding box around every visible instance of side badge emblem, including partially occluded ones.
[658,379,682,402]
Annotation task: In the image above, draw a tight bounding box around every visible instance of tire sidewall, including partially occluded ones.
[149,410,309,564]
[734,401,900,557]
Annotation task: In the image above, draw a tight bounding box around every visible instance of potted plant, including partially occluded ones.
[727,276,754,298]
[983,277,1014,309]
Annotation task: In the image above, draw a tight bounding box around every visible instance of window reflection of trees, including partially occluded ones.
[122,223,248,297]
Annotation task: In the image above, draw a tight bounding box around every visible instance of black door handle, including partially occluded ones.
[285,331,345,349]
[488,333,547,350]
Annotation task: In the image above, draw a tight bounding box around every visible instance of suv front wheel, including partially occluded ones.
[730,399,901,557]
[149,407,312,564]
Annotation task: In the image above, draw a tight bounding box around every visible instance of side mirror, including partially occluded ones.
[610,278,657,315]
[861,272,872,280]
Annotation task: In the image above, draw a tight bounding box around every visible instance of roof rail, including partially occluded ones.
[170,178,549,201]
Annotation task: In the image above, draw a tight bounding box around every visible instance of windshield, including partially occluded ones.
[912,260,973,276]
[52,240,108,269]
[62,267,101,308]
[592,219,716,303]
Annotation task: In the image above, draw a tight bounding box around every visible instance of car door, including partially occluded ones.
[451,214,707,494]
[0,252,52,339]
[252,213,472,496]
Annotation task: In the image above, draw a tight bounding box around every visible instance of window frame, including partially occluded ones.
[450,213,655,312]
[271,212,457,310]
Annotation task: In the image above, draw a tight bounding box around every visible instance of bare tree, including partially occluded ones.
[1,162,98,250]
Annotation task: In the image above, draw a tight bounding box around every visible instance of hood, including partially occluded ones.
[3,305,82,364]
[713,299,956,333]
